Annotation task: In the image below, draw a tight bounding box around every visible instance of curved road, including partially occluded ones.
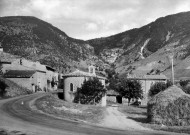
[0,93,185,135]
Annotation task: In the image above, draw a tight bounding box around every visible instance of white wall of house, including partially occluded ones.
[139,79,167,105]
[35,71,47,91]
[64,77,86,102]
[7,71,47,92]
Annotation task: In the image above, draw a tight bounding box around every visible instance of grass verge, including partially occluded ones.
[118,105,190,134]
[35,94,106,124]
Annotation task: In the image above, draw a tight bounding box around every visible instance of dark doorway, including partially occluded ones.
[57,92,64,100]
[116,95,122,104]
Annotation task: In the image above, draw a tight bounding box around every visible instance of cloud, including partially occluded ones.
[0,0,190,40]
[86,23,98,31]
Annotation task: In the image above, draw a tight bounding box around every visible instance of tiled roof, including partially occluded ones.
[0,52,20,63]
[127,74,168,80]
[63,69,106,80]
[4,70,36,78]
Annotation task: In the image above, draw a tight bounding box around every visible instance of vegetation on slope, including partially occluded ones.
[88,11,190,77]
[0,16,102,73]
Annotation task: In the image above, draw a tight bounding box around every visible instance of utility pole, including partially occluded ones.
[171,55,175,85]
[168,48,175,85]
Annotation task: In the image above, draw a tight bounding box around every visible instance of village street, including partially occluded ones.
[100,107,150,131]
[0,93,187,135]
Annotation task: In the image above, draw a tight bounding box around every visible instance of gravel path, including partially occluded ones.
[100,107,151,131]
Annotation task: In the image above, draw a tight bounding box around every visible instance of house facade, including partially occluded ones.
[62,66,107,106]
[127,74,168,105]
[4,70,47,92]
[1,57,59,92]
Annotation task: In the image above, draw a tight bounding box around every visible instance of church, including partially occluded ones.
[62,66,107,106]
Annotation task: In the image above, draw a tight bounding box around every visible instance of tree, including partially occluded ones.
[148,81,172,97]
[179,80,190,94]
[116,79,143,105]
[74,77,106,104]
[0,80,8,96]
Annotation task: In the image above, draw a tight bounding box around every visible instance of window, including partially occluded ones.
[70,83,73,92]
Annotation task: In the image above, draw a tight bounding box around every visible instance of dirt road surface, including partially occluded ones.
[0,93,187,135]
[100,107,150,131]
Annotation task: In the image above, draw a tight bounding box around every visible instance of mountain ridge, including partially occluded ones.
[88,11,190,78]
[0,16,106,73]
[1,11,190,78]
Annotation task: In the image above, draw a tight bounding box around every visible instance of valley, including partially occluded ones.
[1,11,190,79]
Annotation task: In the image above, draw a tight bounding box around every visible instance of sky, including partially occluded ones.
[0,0,190,40]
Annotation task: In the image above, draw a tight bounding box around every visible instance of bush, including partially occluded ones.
[179,80,190,88]
[179,80,190,94]
[74,77,106,104]
[149,81,172,97]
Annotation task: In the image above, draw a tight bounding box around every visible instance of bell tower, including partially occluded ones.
[88,65,96,75]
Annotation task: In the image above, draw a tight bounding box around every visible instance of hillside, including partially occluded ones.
[88,11,190,78]
[2,12,190,78]
[0,16,105,73]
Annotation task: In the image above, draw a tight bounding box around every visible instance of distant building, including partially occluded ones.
[62,66,107,106]
[4,70,47,92]
[45,65,58,91]
[127,74,168,105]
[0,43,3,52]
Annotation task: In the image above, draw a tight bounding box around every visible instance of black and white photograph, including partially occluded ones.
[0,0,190,134]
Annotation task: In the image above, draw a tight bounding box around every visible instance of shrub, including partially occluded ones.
[149,81,172,97]
[74,77,106,104]
[179,80,190,94]
[179,80,190,87]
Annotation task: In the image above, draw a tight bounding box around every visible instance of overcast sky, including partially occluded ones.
[0,0,190,40]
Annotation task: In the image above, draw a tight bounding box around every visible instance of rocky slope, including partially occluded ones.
[88,11,190,78]
[0,16,105,73]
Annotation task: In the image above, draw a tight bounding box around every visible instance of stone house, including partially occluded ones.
[1,57,59,92]
[62,66,107,106]
[127,74,168,105]
[4,70,47,92]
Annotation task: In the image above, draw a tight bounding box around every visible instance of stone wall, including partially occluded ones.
[8,78,33,91]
